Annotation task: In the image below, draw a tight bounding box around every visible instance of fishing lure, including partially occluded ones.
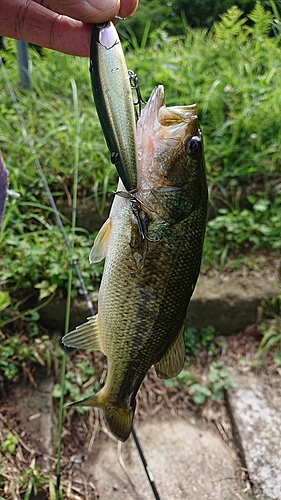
[90,22,138,193]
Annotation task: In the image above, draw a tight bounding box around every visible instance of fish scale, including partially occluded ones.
[63,85,208,441]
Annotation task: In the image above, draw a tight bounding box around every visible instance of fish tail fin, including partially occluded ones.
[68,390,135,442]
[104,400,136,442]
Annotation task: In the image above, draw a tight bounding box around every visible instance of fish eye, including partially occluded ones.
[186,136,201,155]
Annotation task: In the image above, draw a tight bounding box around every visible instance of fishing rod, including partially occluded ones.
[1,57,162,500]
[0,59,95,317]
[132,427,161,500]
[0,58,94,498]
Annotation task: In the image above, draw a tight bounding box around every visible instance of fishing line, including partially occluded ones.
[55,78,82,499]
[1,56,162,500]
[0,57,94,498]
[0,58,95,317]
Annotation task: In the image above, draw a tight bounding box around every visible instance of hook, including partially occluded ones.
[114,190,161,243]
[131,201,161,243]
[128,70,146,119]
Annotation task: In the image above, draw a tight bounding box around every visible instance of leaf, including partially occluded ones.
[214,6,247,43]
[34,281,57,301]
[0,291,10,312]
[211,390,224,401]
[248,2,273,36]
[52,384,62,398]
[192,392,207,405]
[208,370,219,384]
[49,479,56,500]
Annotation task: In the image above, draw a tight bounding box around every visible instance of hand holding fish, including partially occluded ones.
[0,0,138,56]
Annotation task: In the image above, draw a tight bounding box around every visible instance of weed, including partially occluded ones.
[52,359,102,412]
[19,466,52,500]
[255,286,281,364]
[165,361,236,404]
[184,325,218,357]
[0,291,10,312]
[0,322,61,380]
[1,431,18,454]
[1,2,280,302]
[258,319,281,363]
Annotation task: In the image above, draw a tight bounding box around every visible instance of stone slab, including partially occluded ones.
[87,416,253,500]
[38,273,279,334]
[15,372,56,461]
[187,273,278,334]
[226,369,281,500]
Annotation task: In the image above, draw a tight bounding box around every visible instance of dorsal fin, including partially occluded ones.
[89,217,112,263]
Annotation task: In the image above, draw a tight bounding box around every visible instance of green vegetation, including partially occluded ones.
[52,358,102,409]
[165,361,237,404]
[184,325,218,357]
[0,2,280,389]
[0,2,280,307]
[258,319,281,364]
[1,432,18,454]
[118,0,264,41]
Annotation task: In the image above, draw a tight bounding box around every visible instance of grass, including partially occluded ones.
[0,2,280,345]
[0,8,280,495]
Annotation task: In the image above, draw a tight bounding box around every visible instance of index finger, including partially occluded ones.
[1,0,138,56]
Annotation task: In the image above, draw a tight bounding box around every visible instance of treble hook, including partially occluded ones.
[128,70,146,119]
[131,202,161,243]
[114,190,161,243]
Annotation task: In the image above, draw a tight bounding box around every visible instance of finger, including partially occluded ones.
[1,0,93,56]
[33,0,121,23]
[118,0,138,19]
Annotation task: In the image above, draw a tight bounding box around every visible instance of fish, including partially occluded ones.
[63,85,208,441]
[90,21,138,192]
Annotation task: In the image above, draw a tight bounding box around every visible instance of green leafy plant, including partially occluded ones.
[0,327,61,380]
[1,432,18,454]
[204,192,281,268]
[258,319,281,363]
[0,291,10,312]
[19,467,53,500]
[184,325,218,357]
[165,362,237,404]
[52,359,101,412]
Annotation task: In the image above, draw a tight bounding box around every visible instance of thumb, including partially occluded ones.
[44,0,120,23]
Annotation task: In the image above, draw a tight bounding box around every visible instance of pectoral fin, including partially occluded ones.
[154,324,185,379]
[62,315,104,353]
[89,217,112,263]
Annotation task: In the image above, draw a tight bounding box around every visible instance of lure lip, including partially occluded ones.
[95,21,119,50]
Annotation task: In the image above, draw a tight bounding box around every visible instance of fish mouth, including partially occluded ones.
[138,85,198,140]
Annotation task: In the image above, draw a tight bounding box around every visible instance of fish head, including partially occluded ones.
[137,85,206,222]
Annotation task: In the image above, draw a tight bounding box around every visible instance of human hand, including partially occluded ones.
[0,0,138,56]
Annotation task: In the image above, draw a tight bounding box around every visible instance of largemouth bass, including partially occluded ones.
[90,21,138,192]
[63,85,208,441]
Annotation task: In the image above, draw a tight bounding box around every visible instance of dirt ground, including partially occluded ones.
[1,323,272,499]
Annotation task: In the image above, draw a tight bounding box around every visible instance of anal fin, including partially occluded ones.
[62,315,103,353]
[154,323,185,379]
